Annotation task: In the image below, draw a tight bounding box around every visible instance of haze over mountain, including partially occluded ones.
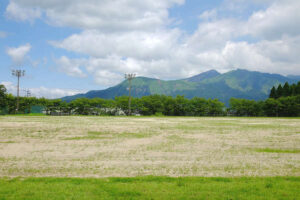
[62,69,299,104]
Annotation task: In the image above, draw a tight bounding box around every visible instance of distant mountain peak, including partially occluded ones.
[61,69,298,105]
[186,69,220,82]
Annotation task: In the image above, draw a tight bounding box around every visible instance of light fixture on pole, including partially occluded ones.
[125,73,136,116]
[12,69,25,113]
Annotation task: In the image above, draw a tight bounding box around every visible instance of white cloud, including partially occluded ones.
[187,19,244,51]
[5,0,300,88]
[6,43,32,65]
[29,87,84,99]
[247,0,300,39]
[1,81,16,93]
[1,81,84,99]
[5,1,41,22]
[55,56,87,78]
[51,29,181,60]
[199,9,217,21]
[6,0,184,31]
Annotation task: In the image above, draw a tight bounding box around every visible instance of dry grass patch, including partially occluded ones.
[0,116,299,177]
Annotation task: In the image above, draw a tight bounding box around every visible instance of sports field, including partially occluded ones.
[0,116,299,199]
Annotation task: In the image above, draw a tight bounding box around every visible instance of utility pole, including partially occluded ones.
[24,89,31,97]
[12,69,25,113]
[125,73,136,116]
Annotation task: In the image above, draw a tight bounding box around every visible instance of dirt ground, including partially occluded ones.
[0,116,299,177]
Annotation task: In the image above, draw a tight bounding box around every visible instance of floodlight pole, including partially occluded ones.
[125,73,136,116]
[12,70,25,113]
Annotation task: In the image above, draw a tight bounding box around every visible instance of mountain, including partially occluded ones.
[287,75,300,81]
[185,69,220,82]
[61,69,297,104]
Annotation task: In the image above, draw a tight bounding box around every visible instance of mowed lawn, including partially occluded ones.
[0,177,299,200]
[0,116,299,199]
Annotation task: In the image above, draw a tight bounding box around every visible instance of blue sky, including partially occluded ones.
[1,0,300,98]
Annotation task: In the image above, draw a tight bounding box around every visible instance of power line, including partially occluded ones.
[23,89,31,97]
[12,69,25,113]
[125,73,136,116]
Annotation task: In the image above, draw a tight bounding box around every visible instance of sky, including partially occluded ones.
[1,0,300,98]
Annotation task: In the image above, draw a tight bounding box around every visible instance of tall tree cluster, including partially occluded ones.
[269,81,300,99]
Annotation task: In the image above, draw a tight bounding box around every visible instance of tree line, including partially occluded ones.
[269,82,300,99]
[1,82,300,117]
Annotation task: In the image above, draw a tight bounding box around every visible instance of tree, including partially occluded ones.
[282,82,290,97]
[189,97,208,116]
[0,85,7,106]
[6,94,16,114]
[277,96,300,117]
[290,84,297,96]
[162,96,175,116]
[229,98,262,117]
[269,86,277,98]
[70,98,90,115]
[207,99,224,116]
[263,98,280,117]
[0,85,8,114]
[173,95,189,116]
[276,84,283,98]
[296,82,300,95]
[139,95,164,115]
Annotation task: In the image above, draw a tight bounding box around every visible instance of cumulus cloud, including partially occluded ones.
[199,9,217,21]
[51,29,181,60]
[6,0,300,87]
[5,1,41,22]
[29,87,84,99]
[247,0,300,39]
[1,81,84,99]
[55,56,87,78]
[6,43,31,65]
[6,0,184,31]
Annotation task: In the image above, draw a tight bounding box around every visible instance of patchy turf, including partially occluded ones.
[0,177,299,200]
[255,148,300,153]
[0,116,299,177]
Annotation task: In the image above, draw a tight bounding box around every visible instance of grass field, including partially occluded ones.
[0,116,299,199]
[0,177,299,200]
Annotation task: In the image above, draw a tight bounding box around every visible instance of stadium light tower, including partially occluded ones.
[12,69,25,113]
[125,73,136,116]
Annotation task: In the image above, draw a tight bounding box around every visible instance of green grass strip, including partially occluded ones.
[0,177,299,199]
[255,148,300,153]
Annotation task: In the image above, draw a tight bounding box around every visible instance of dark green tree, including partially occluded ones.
[269,86,277,98]
[296,82,300,95]
[0,85,8,114]
[276,84,283,98]
[290,84,297,96]
[263,98,280,117]
[277,96,299,116]
[282,82,290,97]
[189,97,208,116]
[173,95,189,116]
[162,96,175,116]
[207,99,224,116]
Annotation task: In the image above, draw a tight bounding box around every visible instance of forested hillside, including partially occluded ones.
[62,69,298,104]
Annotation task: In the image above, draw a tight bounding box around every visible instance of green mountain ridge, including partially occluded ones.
[61,69,299,104]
